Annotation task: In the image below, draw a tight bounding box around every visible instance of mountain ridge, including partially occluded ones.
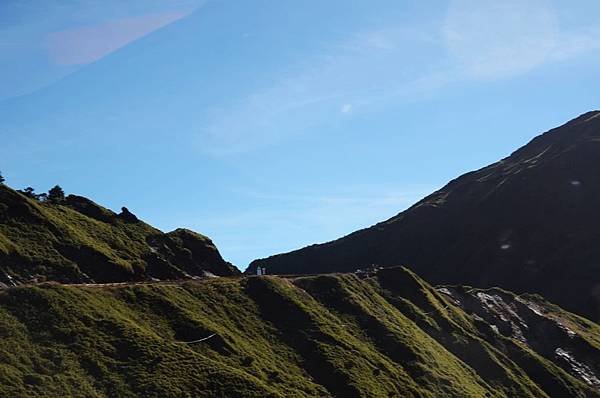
[0,267,598,397]
[0,184,238,286]
[248,111,600,322]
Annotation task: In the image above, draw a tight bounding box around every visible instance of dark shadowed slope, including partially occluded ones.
[248,111,600,322]
[0,184,238,285]
[0,268,597,397]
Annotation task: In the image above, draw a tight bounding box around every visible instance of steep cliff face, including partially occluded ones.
[0,268,597,397]
[248,111,600,321]
[0,185,238,285]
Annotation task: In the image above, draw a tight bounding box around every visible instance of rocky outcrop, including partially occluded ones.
[439,286,600,390]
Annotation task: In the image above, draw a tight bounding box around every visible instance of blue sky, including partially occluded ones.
[1,0,599,269]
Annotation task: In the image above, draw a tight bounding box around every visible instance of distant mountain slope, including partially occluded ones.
[248,111,600,322]
[0,268,597,397]
[0,184,238,285]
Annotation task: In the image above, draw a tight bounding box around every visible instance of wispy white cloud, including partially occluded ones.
[0,1,207,100]
[44,10,191,65]
[196,27,445,154]
[550,26,600,61]
[194,0,600,155]
[443,0,558,79]
[443,0,600,80]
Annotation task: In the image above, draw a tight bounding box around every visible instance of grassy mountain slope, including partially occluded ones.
[248,111,600,322]
[0,268,597,397]
[0,184,238,285]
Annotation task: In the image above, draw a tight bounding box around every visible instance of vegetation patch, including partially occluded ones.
[0,271,597,397]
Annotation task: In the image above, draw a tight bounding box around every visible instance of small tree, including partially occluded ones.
[0,171,4,185]
[47,185,65,204]
[21,187,36,198]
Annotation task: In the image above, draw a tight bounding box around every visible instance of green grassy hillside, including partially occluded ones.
[0,268,597,397]
[0,184,238,285]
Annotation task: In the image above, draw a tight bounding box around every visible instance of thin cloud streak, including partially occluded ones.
[443,0,559,79]
[550,26,600,61]
[196,26,445,155]
[444,0,600,80]
[196,0,600,156]
[44,10,191,65]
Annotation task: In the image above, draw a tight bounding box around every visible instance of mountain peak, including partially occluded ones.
[507,110,600,164]
[573,110,600,124]
[550,110,600,135]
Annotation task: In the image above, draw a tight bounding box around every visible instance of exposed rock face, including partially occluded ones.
[248,111,600,321]
[117,206,140,223]
[439,286,600,390]
[0,184,239,284]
